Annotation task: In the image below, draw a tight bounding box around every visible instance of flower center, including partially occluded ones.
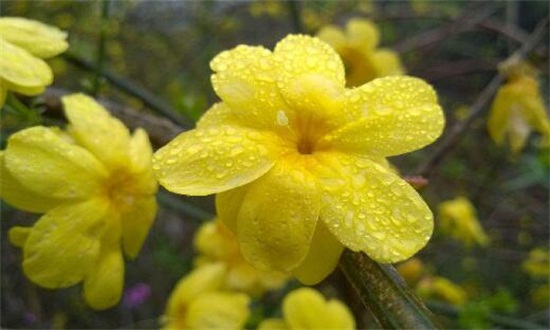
[104,170,137,209]
[297,136,315,155]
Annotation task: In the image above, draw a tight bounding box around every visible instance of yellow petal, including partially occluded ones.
[3,80,46,96]
[184,292,250,330]
[83,240,124,310]
[4,126,107,199]
[129,128,154,173]
[346,18,379,50]
[258,319,289,330]
[316,152,433,263]
[216,185,249,233]
[371,49,405,76]
[237,158,321,272]
[487,86,511,145]
[0,79,7,106]
[128,127,158,195]
[0,38,52,91]
[317,25,347,50]
[319,76,444,157]
[153,126,279,196]
[63,93,131,170]
[1,151,63,213]
[197,102,238,129]
[121,197,157,259]
[273,35,345,89]
[284,288,355,329]
[0,17,68,58]
[210,45,290,130]
[166,264,226,312]
[292,221,344,285]
[22,198,110,288]
[8,226,31,248]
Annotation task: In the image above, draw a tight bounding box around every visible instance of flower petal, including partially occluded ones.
[284,288,354,329]
[317,25,347,50]
[128,128,158,195]
[371,49,405,76]
[0,79,7,106]
[273,34,345,89]
[153,126,279,196]
[197,102,239,129]
[0,17,68,58]
[83,240,124,310]
[319,76,444,157]
[165,264,226,311]
[0,151,63,213]
[316,152,433,263]
[346,18,379,50]
[215,185,249,233]
[4,126,108,199]
[184,292,250,329]
[22,198,110,288]
[63,93,131,169]
[237,158,321,272]
[210,45,290,130]
[8,226,31,248]
[0,38,52,90]
[292,221,344,285]
[121,197,157,259]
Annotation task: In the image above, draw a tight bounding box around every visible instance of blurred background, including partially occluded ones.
[1,0,548,329]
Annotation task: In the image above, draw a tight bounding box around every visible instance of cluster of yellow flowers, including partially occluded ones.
[397,258,468,306]
[2,15,444,326]
[0,17,68,106]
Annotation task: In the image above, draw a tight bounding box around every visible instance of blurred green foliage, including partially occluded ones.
[1,0,548,329]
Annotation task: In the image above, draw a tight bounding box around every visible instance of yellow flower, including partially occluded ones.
[417,276,467,306]
[162,264,250,330]
[488,72,550,154]
[1,93,157,309]
[258,287,355,330]
[195,219,288,295]
[396,257,425,285]
[438,197,489,248]
[153,34,444,284]
[317,18,405,87]
[522,248,549,278]
[0,17,68,106]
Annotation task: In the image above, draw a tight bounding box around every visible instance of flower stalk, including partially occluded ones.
[339,249,439,329]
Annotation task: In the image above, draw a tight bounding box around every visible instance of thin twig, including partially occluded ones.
[415,18,549,177]
[92,0,110,96]
[393,2,500,53]
[63,52,192,128]
[287,1,303,34]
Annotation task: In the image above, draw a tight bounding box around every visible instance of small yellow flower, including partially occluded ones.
[522,248,549,278]
[396,257,425,285]
[0,17,68,106]
[488,64,550,154]
[153,34,444,284]
[162,264,250,330]
[1,93,157,309]
[417,276,467,306]
[438,197,489,248]
[258,287,355,330]
[195,219,288,295]
[317,18,405,87]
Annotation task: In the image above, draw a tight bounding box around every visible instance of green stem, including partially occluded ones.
[92,0,110,96]
[339,249,439,329]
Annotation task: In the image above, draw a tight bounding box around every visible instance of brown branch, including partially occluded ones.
[415,17,549,177]
[393,3,500,53]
